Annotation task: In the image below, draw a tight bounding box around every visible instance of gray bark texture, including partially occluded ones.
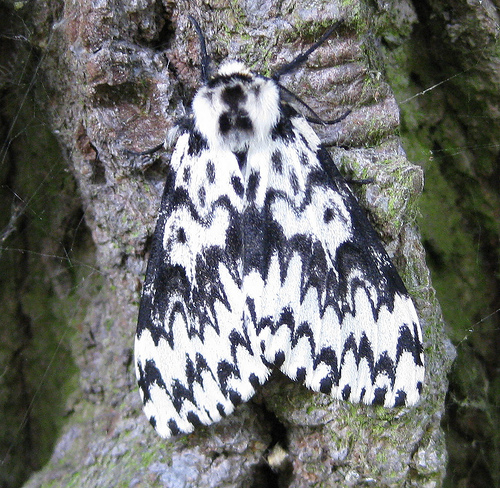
[4,0,498,487]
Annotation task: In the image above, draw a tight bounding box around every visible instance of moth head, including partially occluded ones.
[192,61,280,152]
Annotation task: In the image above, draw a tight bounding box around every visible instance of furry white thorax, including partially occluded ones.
[192,61,281,152]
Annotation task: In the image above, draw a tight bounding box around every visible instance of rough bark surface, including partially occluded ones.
[380,1,500,487]
[0,0,461,487]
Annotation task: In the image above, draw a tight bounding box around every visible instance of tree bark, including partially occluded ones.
[381,1,500,486]
[0,0,457,487]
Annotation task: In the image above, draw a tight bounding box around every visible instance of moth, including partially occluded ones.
[135,18,425,438]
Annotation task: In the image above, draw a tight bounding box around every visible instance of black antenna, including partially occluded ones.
[277,83,351,124]
[188,16,210,83]
[278,83,325,120]
[273,19,344,80]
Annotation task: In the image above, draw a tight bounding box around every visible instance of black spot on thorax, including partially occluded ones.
[234,150,247,169]
[219,111,253,135]
[221,84,246,109]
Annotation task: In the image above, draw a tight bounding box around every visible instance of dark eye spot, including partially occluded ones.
[183,166,191,183]
[300,151,309,166]
[206,160,215,183]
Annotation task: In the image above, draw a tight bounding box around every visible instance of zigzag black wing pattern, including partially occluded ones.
[135,37,425,438]
[135,126,271,438]
[242,114,424,407]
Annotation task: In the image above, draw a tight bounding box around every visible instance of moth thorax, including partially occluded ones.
[192,64,280,152]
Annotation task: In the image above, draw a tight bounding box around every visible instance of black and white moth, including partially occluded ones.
[135,18,424,438]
